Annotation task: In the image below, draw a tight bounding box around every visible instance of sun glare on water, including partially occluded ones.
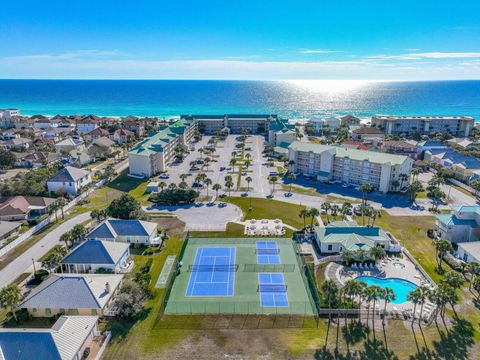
[286,80,374,94]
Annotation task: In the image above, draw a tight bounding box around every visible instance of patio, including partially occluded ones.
[244,219,286,236]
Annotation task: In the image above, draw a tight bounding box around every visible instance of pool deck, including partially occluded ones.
[326,256,436,319]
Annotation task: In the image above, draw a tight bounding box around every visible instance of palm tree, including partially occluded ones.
[179,181,188,189]
[408,180,424,203]
[198,148,204,159]
[369,245,386,263]
[321,280,339,320]
[269,175,278,194]
[56,197,67,220]
[407,288,422,327]
[287,173,296,194]
[308,208,319,231]
[60,232,73,248]
[0,284,21,322]
[411,167,421,182]
[212,183,221,201]
[382,288,396,326]
[364,286,376,329]
[391,180,400,192]
[189,160,196,169]
[158,181,167,192]
[341,202,352,220]
[225,180,233,197]
[168,183,177,190]
[466,262,480,290]
[416,286,430,326]
[359,183,374,207]
[399,173,408,189]
[357,281,367,323]
[245,153,252,160]
[204,157,211,171]
[50,202,60,222]
[204,178,212,197]
[180,173,188,182]
[369,286,382,331]
[321,201,331,223]
[299,209,309,230]
[245,176,252,192]
[433,239,452,273]
[330,204,340,219]
[230,158,237,171]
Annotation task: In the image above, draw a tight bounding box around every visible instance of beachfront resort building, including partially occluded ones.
[371,115,474,137]
[180,114,276,134]
[435,205,480,243]
[128,118,197,177]
[288,141,413,193]
[314,220,399,254]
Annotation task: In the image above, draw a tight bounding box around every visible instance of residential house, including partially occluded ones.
[76,116,99,133]
[0,316,101,360]
[122,118,145,137]
[20,273,123,317]
[288,141,413,193]
[86,218,160,245]
[34,118,55,130]
[314,220,398,254]
[86,137,117,159]
[60,240,132,274]
[324,116,341,130]
[424,149,480,181]
[417,140,449,153]
[0,130,19,140]
[447,137,476,149]
[14,152,52,168]
[456,241,480,263]
[351,126,385,142]
[47,166,92,196]
[341,140,371,151]
[381,140,419,159]
[0,196,55,221]
[340,114,361,127]
[0,109,19,127]
[435,205,480,243]
[0,221,22,241]
[55,137,85,154]
[0,137,32,150]
[84,127,110,142]
[113,128,134,144]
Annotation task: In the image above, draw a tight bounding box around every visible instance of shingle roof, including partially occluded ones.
[352,127,384,135]
[289,141,409,165]
[0,332,60,360]
[60,240,129,265]
[20,274,123,310]
[48,166,90,182]
[86,219,157,239]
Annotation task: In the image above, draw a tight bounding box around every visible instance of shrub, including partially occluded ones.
[426,229,436,239]
[95,268,114,274]
[149,188,199,206]
[139,258,153,274]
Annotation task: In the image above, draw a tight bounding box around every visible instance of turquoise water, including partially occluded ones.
[355,276,418,304]
[0,80,479,119]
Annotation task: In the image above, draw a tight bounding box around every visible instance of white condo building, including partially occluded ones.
[371,115,474,137]
[288,141,413,193]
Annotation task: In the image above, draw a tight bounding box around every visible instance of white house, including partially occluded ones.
[435,206,480,243]
[47,166,92,196]
[456,242,480,263]
[86,218,160,245]
[76,118,98,133]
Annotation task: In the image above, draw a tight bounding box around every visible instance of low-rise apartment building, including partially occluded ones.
[128,118,197,177]
[372,115,474,137]
[180,114,277,134]
[288,141,413,193]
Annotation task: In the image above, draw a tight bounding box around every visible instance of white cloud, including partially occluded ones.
[300,49,339,54]
[368,52,480,60]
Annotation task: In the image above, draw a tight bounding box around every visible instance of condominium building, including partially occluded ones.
[128,118,197,177]
[288,141,413,193]
[371,115,474,137]
[180,114,277,134]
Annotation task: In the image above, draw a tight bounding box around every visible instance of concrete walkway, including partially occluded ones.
[0,212,91,288]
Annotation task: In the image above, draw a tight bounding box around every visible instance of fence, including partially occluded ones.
[448,178,475,195]
[94,331,112,360]
[0,179,106,258]
[243,263,296,272]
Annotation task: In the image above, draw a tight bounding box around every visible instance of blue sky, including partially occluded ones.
[1,0,480,80]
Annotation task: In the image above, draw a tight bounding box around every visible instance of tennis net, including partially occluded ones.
[187,264,239,272]
[255,248,280,255]
[257,284,288,293]
[243,264,295,272]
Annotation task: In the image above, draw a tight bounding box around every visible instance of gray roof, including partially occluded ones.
[0,221,22,237]
[48,166,90,182]
[458,241,480,262]
[20,274,123,310]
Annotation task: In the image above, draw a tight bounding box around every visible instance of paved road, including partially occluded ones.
[0,212,91,288]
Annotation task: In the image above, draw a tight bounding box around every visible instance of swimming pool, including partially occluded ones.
[355,276,418,304]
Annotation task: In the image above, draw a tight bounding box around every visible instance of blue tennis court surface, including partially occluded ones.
[186,247,236,297]
[256,241,280,264]
[258,273,289,307]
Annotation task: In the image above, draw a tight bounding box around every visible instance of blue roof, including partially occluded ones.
[435,214,478,227]
[324,226,383,237]
[20,276,101,309]
[61,240,115,265]
[0,332,61,360]
[87,219,153,239]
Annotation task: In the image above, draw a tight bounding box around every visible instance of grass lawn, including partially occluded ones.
[373,211,441,283]
[102,236,191,359]
[223,197,314,229]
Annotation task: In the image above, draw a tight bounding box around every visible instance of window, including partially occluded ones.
[327,244,333,251]
[67,308,79,315]
[32,308,37,313]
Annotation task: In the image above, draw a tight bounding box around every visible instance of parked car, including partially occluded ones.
[192,182,203,187]
[220,166,226,171]
[159,173,169,179]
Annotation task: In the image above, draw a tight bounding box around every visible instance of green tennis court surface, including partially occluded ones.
[164,238,316,315]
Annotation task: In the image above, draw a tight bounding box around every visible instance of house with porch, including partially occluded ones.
[20,273,123,317]
[47,166,92,196]
[60,240,132,274]
[0,196,56,221]
[85,218,160,245]
[435,205,480,243]
[0,316,101,360]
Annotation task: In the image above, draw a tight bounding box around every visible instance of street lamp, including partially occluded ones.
[32,258,36,279]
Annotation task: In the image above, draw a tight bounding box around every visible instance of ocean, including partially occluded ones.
[0,79,479,120]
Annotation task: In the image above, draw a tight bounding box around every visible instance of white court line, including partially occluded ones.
[210,256,217,283]
[187,247,203,296]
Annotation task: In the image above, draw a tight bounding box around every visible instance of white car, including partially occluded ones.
[159,173,169,179]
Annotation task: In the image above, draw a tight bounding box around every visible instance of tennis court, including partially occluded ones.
[185,247,236,297]
[258,273,289,307]
[256,241,280,264]
[164,237,317,315]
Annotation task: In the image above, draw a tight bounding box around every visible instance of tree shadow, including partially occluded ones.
[342,321,369,345]
[314,338,398,360]
[431,318,475,360]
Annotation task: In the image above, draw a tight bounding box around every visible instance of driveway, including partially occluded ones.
[144,202,242,231]
[0,212,91,288]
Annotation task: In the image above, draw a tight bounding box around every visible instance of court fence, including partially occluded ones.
[243,263,296,272]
